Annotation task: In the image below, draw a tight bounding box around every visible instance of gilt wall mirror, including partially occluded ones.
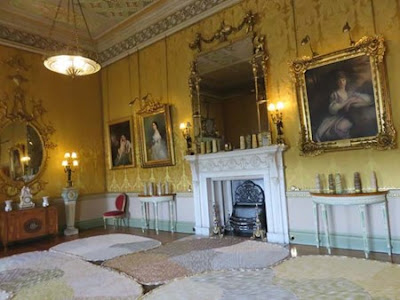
[189,12,269,151]
[0,56,56,197]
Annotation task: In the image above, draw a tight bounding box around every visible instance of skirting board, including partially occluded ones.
[290,230,400,254]
[76,218,195,234]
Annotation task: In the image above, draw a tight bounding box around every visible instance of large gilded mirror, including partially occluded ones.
[0,55,56,197]
[189,12,269,151]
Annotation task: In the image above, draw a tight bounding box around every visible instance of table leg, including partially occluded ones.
[145,203,150,228]
[359,204,369,258]
[141,202,147,232]
[313,202,320,248]
[381,202,392,256]
[154,202,159,234]
[321,204,331,254]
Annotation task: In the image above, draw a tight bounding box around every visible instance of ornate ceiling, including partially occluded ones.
[0,0,240,66]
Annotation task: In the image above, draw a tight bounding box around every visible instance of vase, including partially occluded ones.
[5,200,12,212]
[42,196,49,207]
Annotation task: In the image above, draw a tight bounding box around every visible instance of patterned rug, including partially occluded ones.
[141,255,400,300]
[50,233,161,261]
[0,251,143,300]
[103,236,289,285]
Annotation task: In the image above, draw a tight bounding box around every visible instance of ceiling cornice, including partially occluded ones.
[0,0,241,66]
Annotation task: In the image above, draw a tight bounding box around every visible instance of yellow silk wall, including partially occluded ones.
[103,0,400,192]
[0,45,105,202]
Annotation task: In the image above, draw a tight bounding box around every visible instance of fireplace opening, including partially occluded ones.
[213,179,266,237]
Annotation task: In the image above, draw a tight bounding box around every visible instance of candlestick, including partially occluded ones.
[143,182,148,195]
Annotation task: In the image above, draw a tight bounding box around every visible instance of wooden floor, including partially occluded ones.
[1,227,399,264]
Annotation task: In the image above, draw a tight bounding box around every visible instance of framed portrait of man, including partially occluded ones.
[291,36,395,156]
[108,117,135,169]
[137,103,175,168]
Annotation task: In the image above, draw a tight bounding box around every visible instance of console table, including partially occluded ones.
[138,194,176,234]
[310,192,391,258]
[0,206,58,250]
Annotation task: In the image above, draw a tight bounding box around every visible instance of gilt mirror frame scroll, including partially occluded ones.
[188,11,269,151]
[0,55,56,197]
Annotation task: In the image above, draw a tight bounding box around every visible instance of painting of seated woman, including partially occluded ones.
[306,56,378,142]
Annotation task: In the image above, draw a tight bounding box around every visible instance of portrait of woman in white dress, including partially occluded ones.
[139,104,175,167]
[306,56,378,142]
[149,121,168,160]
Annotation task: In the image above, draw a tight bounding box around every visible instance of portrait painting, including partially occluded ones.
[291,36,395,155]
[137,103,175,168]
[108,117,135,169]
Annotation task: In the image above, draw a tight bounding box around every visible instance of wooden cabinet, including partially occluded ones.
[0,206,58,249]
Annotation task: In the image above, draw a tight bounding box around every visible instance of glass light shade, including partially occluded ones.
[64,152,71,158]
[276,102,284,110]
[72,160,79,167]
[71,152,77,159]
[267,103,276,111]
[62,160,68,166]
[21,156,31,162]
[44,54,101,77]
[179,123,186,130]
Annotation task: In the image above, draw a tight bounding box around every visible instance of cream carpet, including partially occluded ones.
[104,236,289,286]
[141,255,400,300]
[0,251,143,300]
[50,233,161,261]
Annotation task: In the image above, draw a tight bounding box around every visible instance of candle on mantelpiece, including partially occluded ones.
[148,182,153,196]
[212,139,218,153]
[240,136,245,150]
[200,142,206,154]
[251,134,258,148]
[143,182,148,195]
[370,171,378,192]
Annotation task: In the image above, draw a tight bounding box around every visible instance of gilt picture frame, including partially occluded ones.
[291,36,395,156]
[108,117,135,169]
[137,103,175,168]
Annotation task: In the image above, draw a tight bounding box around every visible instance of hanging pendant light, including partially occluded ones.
[44,0,101,77]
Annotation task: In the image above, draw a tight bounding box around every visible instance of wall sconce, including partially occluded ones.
[62,152,78,188]
[179,122,193,154]
[268,102,285,145]
[342,22,355,46]
[300,35,318,57]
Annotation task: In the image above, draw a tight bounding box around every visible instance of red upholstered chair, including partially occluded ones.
[103,193,128,229]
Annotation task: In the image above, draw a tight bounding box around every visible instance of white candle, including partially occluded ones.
[251,134,258,148]
[240,136,245,150]
[212,139,218,153]
[370,171,377,192]
[200,142,205,154]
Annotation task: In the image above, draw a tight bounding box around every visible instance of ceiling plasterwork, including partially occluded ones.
[0,0,240,66]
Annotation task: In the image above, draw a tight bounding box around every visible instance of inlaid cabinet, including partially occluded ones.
[0,206,58,249]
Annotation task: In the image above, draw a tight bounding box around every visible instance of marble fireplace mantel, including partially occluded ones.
[185,145,289,244]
